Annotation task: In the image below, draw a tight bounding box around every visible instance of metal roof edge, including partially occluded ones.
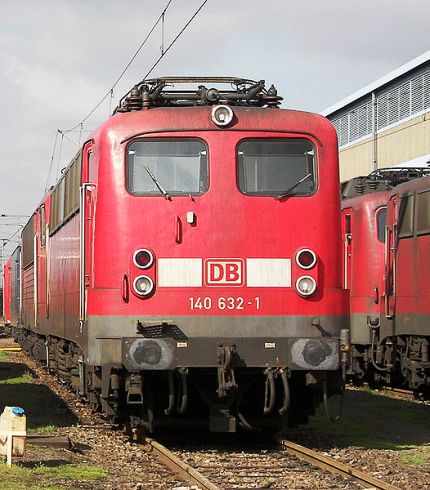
[321,50,430,117]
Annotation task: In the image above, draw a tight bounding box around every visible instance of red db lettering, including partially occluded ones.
[205,259,244,287]
[210,263,224,282]
[226,263,240,282]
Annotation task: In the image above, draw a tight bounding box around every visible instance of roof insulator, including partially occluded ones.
[264,84,282,108]
[126,85,143,111]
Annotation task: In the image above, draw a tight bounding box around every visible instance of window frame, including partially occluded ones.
[125,137,209,197]
[416,188,430,236]
[22,214,35,269]
[397,193,414,239]
[40,204,46,248]
[235,137,318,197]
[376,206,387,244]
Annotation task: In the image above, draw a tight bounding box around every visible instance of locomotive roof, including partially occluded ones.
[99,103,335,148]
[388,174,430,196]
[114,77,283,112]
[341,167,430,199]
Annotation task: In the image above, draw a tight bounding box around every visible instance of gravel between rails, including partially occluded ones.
[161,434,363,489]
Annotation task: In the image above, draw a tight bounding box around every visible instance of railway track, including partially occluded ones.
[146,433,401,490]
[276,437,401,490]
[360,385,430,405]
[143,437,219,490]
[347,384,429,405]
[382,386,429,401]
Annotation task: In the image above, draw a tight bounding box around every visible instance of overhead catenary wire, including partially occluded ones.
[0,223,28,226]
[44,2,174,192]
[45,130,59,193]
[0,228,23,269]
[64,0,174,134]
[45,128,92,192]
[55,131,65,182]
[2,224,25,246]
[161,10,166,55]
[143,0,208,80]
[46,1,208,191]
[0,217,29,253]
[0,214,29,219]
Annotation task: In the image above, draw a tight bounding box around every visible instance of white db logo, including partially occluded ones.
[205,259,244,287]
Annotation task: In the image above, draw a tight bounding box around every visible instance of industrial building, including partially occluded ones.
[322,51,430,181]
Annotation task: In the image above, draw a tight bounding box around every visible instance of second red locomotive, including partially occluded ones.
[342,168,430,390]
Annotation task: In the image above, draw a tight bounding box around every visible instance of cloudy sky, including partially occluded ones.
[0,0,429,258]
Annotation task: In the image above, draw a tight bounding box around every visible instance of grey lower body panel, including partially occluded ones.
[383,313,430,337]
[350,313,373,345]
[86,314,347,370]
[351,313,430,344]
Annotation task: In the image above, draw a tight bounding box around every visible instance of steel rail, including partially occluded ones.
[380,386,429,403]
[275,437,401,490]
[360,385,429,403]
[384,387,415,397]
[143,437,220,490]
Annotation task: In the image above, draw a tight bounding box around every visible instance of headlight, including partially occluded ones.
[133,275,154,296]
[296,275,317,296]
[296,249,317,269]
[211,105,234,127]
[123,337,176,370]
[133,248,154,269]
[290,338,339,370]
[133,340,162,365]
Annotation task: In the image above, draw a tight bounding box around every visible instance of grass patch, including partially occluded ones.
[28,424,58,434]
[0,461,107,489]
[295,389,430,451]
[303,411,409,450]
[401,453,428,465]
[0,357,32,385]
[0,352,79,431]
[400,446,430,466]
[1,370,32,385]
[34,463,107,480]
[0,462,64,490]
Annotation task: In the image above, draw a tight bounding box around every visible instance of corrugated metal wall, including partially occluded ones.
[331,66,430,148]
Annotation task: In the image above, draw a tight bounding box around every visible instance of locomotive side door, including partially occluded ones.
[341,209,352,290]
[384,195,398,319]
[80,142,95,327]
[36,204,48,325]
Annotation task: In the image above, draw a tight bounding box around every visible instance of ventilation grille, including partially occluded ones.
[330,68,430,147]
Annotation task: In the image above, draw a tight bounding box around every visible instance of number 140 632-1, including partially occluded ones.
[189,296,261,311]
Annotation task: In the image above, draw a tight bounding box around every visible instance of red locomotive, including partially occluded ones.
[2,259,11,332]
[342,168,430,389]
[10,77,349,432]
[2,246,21,336]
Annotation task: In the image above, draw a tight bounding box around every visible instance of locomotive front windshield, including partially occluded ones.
[237,139,316,196]
[127,139,208,196]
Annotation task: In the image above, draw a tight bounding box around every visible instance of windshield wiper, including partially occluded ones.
[276,173,312,200]
[144,164,171,200]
